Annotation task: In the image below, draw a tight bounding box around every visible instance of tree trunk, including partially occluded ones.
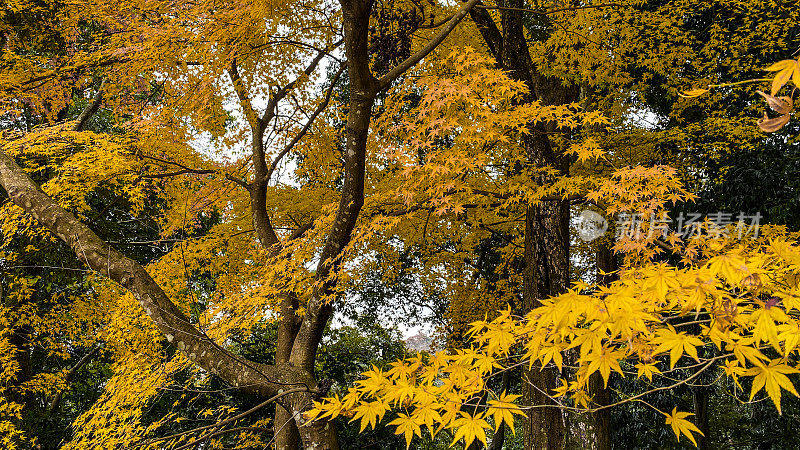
[694,386,711,450]
[584,373,611,450]
[274,296,303,449]
[521,133,571,449]
[469,2,581,447]
[487,370,512,450]
[583,240,617,450]
[522,195,570,450]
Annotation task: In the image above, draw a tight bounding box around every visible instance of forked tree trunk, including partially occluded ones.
[273,0,480,445]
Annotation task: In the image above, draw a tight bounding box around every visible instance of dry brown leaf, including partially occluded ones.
[757,112,790,133]
[757,90,794,115]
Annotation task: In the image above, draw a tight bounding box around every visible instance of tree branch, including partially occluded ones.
[261,39,344,126]
[475,3,622,15]
[228,59,260,129]
[0,148,311,400]
[377,0,482,91]
[131,387,313,449]
[141,168,215,179]
[48,346,100,413]
[468,3,503,61]
[137,153,247,187]
[8,57,127,94]
[138,154,215,175]
[265,64,346,182]
[73,79,105,132]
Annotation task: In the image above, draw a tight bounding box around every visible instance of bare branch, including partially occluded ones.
[225,173,252,190]
[287,222,314,241]
[138,154,248,187]
[73,79,105,132]
[262,39,344,126]
[48,347,101,413]
[266,64,346,182]
[377,0,482,91]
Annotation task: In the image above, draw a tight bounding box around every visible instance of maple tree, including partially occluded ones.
[2,0,485,448]
[309,2,800,449]
[2,0,800,449]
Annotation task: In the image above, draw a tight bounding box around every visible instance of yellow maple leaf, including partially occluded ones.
[448,412,491,448]
[765,59,800,95]
[566,137,605,162]
[350,399,389,431]
[707,251,748,285]
[356,365,389,396]
[744,361,799,414]
[664,407,704,446]
[585,346,625,387]
[679,87,709,98]
[410,400,443,435]
[385,380,417,406]
[486,392,524,436]
[388,413,422,449]
[635,362,661,382]
[653,326,703,369]
[752,306,789,352]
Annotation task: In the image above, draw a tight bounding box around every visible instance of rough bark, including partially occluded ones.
[693,387,710,450]
[275,294,303,450]
[596,240,617,286]
[522,185,570,450]
[584,373,611,450]
[583,240,617,450]
[470,1,579,447]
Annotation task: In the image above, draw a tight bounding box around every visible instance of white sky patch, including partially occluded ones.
[625,101,664,130]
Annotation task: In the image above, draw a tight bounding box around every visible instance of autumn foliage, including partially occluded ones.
[1,0,800,449]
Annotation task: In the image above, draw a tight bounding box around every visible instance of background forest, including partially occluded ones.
[1,0,800,449]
